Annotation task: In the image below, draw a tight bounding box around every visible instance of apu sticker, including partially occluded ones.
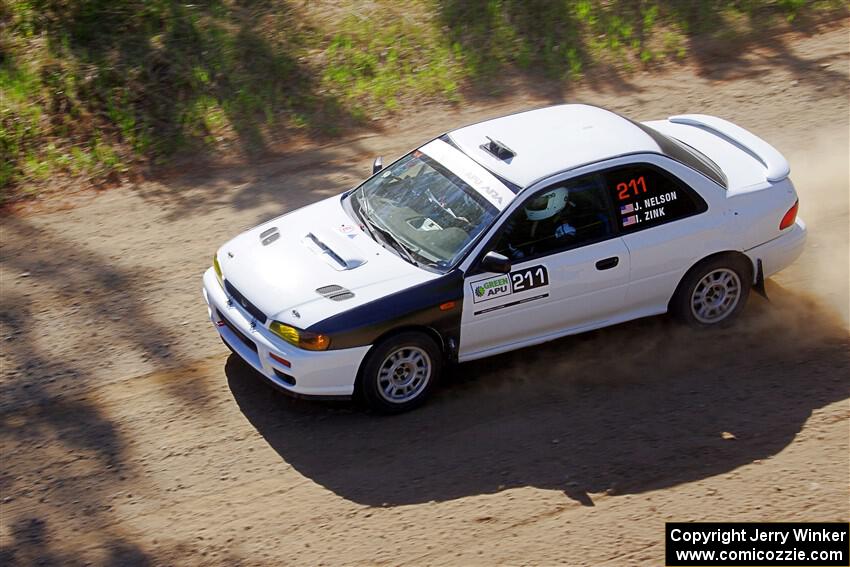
[470,265,549,303]
[470,274,511,303]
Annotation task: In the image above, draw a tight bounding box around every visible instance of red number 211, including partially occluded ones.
[616,176,647,201]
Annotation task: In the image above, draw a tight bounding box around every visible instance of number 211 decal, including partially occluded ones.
[511,265,548,292]
[617,176,648,200]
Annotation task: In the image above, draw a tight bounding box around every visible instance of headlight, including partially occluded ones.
[269,321,330,351]
[213,254,224,286]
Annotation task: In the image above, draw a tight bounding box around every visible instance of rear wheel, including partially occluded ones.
[672,255,752,327]
[359,332,441,414]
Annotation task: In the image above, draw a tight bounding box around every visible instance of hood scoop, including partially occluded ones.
[316,284,355,302]
[302,232,366,271]
[259,226,280,246]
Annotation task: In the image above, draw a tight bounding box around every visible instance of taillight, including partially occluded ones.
[780,200,798,230]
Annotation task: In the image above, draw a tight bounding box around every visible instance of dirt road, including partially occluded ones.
[1,25,848,566]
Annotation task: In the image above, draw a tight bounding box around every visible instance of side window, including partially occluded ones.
[492,173,614,261]
[603,164,707,233]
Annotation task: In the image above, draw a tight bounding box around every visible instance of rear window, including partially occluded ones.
[632,121,728,189]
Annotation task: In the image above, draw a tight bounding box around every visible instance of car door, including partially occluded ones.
[599,157,723,314]
[458,172,631,361]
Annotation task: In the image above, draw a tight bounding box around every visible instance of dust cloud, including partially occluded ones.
[783,126,850,327]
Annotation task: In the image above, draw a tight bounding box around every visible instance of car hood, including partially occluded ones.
[217,195,438,328]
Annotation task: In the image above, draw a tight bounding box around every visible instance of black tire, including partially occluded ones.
[358,331,442,414]
[670,254,753,327]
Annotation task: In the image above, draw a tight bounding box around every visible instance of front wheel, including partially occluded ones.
[671,255,752,327]
[358,332,442,414]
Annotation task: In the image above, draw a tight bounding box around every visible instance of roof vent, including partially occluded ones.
[480,136,516,161]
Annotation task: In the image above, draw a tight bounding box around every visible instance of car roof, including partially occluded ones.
[447,104,661,189]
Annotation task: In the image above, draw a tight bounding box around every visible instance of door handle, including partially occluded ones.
[595,256,619,270]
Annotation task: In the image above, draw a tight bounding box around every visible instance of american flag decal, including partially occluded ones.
[623,214,638,227]
[620,203,634,214]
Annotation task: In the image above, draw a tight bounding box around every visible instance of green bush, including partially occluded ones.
[1,0,846,201]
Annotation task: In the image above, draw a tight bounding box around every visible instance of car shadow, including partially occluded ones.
[226,282,849,507]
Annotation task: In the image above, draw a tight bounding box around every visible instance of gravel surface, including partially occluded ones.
[1,24,848,567]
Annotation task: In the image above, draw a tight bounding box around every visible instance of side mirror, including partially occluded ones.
[479,251,511,274]
[372,156,383,174]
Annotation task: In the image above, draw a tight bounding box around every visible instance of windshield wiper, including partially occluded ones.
[369,217,420,266]
[358,203,419,267]
[354,190,381,243]
[356,203,378,241]
[377,225,419,267]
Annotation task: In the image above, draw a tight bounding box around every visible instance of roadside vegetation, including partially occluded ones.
[1,0,846,201]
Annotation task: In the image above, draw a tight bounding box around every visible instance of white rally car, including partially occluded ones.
[202,104,805,412]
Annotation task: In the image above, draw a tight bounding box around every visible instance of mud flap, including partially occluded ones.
[753,258,768,300]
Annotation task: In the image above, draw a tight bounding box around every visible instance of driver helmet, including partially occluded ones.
[524,187,568,221]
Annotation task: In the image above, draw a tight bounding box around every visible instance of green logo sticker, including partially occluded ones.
[470,275,511,303]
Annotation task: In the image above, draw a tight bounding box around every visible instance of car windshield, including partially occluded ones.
[349,150,501,271]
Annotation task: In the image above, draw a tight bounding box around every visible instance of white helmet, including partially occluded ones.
[524,187,568,221]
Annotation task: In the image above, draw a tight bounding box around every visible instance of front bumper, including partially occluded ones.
[202,268,369,398]
[745,218,807,279]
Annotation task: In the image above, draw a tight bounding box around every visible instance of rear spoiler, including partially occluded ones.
[669,114,790,182]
